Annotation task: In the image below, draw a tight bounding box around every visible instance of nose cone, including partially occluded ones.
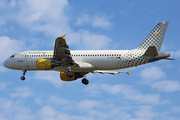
[3,60,8,68]
[3,59,12,68]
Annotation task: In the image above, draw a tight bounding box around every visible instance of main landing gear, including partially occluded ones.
[66,67,89,85]
[20,69,27,81]
[81,75,89,85]
[66,66,74,78]
[66,71,73,77]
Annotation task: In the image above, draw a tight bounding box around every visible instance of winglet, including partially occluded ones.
[61,34,66,39]
[126,70,131,75]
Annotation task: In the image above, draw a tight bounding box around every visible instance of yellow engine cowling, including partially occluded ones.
[60,72,84,81]
[36,59,53,70]
[60,72,76,81]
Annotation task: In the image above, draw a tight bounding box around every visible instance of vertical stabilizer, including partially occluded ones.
[136,21,169,51]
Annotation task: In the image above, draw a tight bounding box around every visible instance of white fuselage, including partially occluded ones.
[3,49,149,72]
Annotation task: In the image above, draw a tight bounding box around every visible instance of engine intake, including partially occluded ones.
[36,59,60,70]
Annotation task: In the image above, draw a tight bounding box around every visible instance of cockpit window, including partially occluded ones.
[10,55,14,58]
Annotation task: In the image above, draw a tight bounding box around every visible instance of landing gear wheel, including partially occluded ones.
[20,76,25,81]
[82,78,89,85]
[66,71,73,77]
[20,69,27,81]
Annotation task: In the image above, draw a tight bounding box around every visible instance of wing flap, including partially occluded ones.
[92,70,131,75]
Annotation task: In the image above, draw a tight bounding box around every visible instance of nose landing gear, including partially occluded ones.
[20,69,27,81]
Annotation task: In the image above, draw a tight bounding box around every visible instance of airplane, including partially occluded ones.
[3,21,174,85]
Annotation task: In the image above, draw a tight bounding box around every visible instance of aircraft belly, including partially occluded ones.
[79,57,119,70]
[52,66,92,72]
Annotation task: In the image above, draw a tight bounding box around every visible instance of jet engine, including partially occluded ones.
[60,72,83,81]
[36,59,60,70]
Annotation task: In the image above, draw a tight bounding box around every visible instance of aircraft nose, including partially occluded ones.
[3,60,8,67]
[3,59,11,68]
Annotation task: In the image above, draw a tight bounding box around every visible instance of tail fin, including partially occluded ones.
[136,21,169,51]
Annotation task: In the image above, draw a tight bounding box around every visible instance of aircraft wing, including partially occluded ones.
[92,70,131,75]
[53,34,77,67]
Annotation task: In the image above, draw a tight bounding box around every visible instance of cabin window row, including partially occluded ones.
[71,54,121,57]
[25,55,53,57]
[25,54,121,57]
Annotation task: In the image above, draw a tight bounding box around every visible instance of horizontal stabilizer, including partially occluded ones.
[163,58,175,60]
[143,46,158,56]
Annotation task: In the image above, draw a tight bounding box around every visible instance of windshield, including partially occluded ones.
[10,55,14,58]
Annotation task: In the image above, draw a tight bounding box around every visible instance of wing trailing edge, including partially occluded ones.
[92,70,131,75]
